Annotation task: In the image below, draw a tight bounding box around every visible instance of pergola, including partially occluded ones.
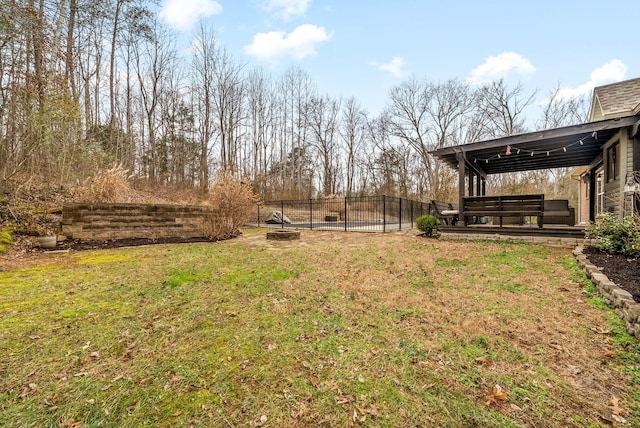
[431,116,638,224]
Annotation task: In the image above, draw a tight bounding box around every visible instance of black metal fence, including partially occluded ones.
[253,196,432,232]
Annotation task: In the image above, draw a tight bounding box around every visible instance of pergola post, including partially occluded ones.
[457,150,466,226]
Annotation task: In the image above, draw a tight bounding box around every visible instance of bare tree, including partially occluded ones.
[477,79,535,138]
[274,66,316,198]
[306,94,341,196]
[245,68,275,194]
[425,79,477,200]
[211,48,245,176]
[133,23,177,183]
[385,78,478,200]
[535,84,591,204]
[536,83,589,130]
[385,78,434,196]
[191,25,218,190]
[340,97,367,196]
[476,79,537,194]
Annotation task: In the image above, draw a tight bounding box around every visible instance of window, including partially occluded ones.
[596,168,604,214]
[607,142,619,183]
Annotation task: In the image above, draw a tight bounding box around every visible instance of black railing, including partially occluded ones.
[253,196,432,233]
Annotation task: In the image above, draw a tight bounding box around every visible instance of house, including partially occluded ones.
[431,77,640,227]
[574,78,640,222]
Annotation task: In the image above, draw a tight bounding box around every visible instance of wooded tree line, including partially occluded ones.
[0,0,589,201]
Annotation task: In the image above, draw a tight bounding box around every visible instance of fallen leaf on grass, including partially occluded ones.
[610,396,628,415]
[549,343,563,351]
[485,384,507,406]
[364,404,380,417]
[589,327,611,335]
[291,408,306,419]
[475,357,492,366]
[335,394,355,404]
[172,410,182,417]
[307,373,319,388]
[604,348,616,357]
[254,415,267,427]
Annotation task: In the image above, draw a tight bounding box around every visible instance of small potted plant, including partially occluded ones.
[32,208,59,249]
[36,225,57,249]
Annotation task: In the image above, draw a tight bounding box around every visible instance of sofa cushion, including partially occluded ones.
[543,200,570,217]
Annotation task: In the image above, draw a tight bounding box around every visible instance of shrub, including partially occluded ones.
[585,212,640,257]
[205,175,261,239]
[76,164,133,203]
[416,214,441,237]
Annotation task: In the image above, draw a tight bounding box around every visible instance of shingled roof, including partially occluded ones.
[590,77,640,121]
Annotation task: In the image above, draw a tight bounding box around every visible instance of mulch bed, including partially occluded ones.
[47,236,233,251]
[583,246,640,303]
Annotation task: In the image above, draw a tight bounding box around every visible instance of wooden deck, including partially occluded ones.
[439,224,587,246]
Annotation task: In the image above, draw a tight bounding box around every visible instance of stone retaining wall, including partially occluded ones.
[62,203,218,240]
[574,246,640,340]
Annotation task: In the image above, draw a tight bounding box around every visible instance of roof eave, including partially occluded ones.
[431,116,638,158]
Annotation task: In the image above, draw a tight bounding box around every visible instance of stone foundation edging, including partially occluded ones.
[440,231,587,247]
[573,246,640,339]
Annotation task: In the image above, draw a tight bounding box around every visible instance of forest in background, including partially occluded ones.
[0,0,590,204]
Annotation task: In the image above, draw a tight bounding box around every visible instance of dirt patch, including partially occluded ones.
[583,246,640,302]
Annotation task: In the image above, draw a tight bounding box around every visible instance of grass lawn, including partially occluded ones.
[1,229,639,427]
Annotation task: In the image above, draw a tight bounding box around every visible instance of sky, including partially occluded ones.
[156,0,640,121]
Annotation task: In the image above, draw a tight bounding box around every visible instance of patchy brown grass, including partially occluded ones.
[1,229,638,427]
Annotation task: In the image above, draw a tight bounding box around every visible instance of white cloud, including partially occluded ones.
[159,0,222,31]
[243,24,330,64]
[555,59,628,99]
[262,0,311,19]
[467,52,536,86]
[369,57,407,78]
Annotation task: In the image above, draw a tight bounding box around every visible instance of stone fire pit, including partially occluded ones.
[266,230,300,241]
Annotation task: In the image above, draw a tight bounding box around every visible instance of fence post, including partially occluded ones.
[410,199,414,228]
[399,197,403,231]
[344,196,348,232]
[257,205,261,227]
[310,199,313,230]
[383,195,386,233]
